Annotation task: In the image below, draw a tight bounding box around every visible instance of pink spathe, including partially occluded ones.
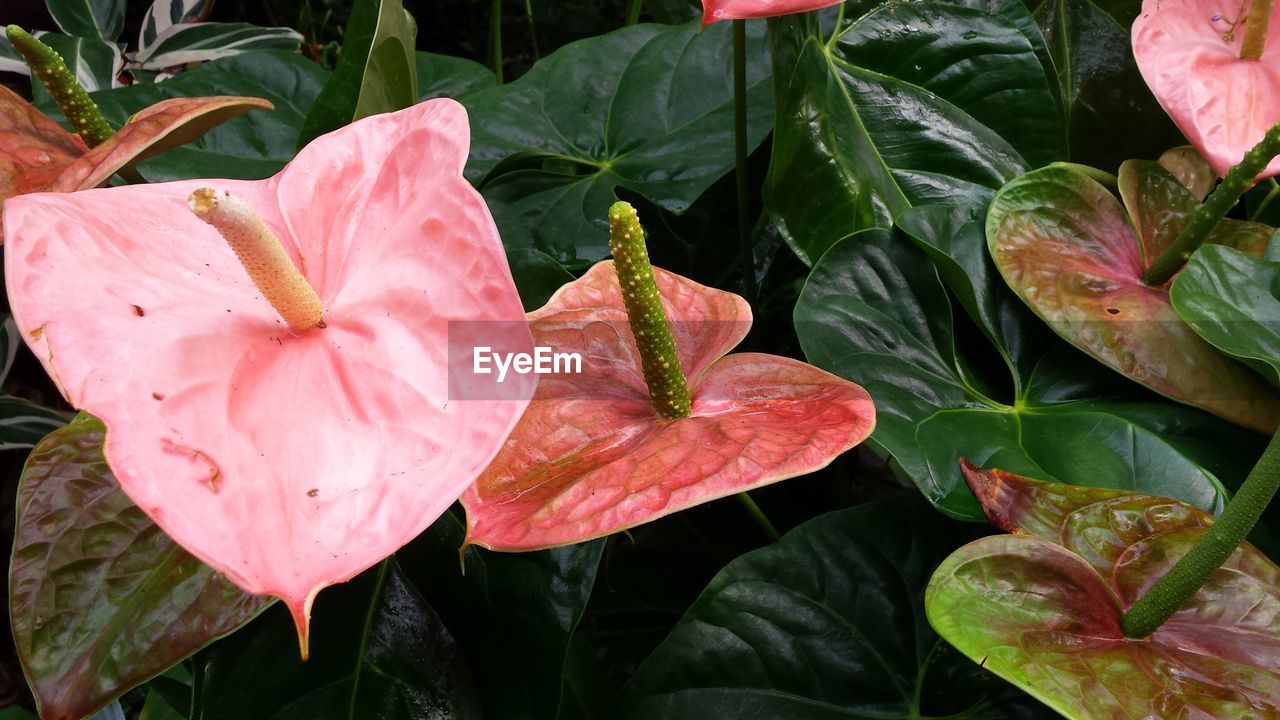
[701,0,843,24]
[3,99,535,655]
[461,262,875,551]
[1133,0,1280,178]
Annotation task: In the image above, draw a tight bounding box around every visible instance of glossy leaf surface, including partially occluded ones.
[416,51,493,101]
[765,0,1060,263]
[298,0,418,147]
[464,19,771,268]
[10,415,269,720]
[927,464,1280,719]
[462,262,874,550]
[194,559,480,720]
[621,494,1052,718]
[1172,245,1280,387]
[46,0,125,41]
[795,228,1242,520]
[987,163,1280,431]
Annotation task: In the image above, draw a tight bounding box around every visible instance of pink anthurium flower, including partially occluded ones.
[460,203,875,551]
[3,98,536,656]
[1133,0,1280,178]
[701,0,843,25]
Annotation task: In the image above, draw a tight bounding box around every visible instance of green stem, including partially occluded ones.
[1143,121,1280,286]
[6,26,113,147]
[733,19,757,302]
[1250,179,1280,221]
[608,202,692,419]
[490,0,504,85]
[1241,0,1276,59]
[1123,431,1280,637]
[626,0,644,25]
[524,0,540,59]
[736,492,781,542]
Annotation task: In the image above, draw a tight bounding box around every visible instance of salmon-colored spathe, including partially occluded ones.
[3,99,535,656]
[1133,0,1280,178]
[461,262,875,551]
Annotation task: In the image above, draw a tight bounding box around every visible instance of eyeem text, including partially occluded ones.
[473,346,583,382]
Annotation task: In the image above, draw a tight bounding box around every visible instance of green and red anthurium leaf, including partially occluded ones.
[986,163,1280,432]
[0,86,270,234]
[926,462,1280,719]
[1159,145,1216,201]
[460,262,876,551]
[10,414,270,720]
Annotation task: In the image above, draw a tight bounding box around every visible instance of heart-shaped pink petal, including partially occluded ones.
[4,99,535,653]
[701,0,843,25]
[1133,0,1280,178]
[461,262,875,551]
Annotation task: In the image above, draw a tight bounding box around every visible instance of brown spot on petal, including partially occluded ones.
[307,488,319,497]
[133,305,146,317]
[151,392,164,401]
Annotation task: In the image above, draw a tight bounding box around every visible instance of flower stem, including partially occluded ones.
[736,492,781,542]
[5,25,113,147]
[626,0,644,25]
[1143,121,1280,286]
[491,0,504,85]
[1241,0,1276,59]
[733,19,757,302]
[1123,430,1280,637]
[608,201,692,419]
[524,0,540,59]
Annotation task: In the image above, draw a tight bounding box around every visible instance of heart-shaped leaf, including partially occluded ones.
[416,51,494,101]
[1171,244,1280,387]
[795,226,1248,520]
[987,162,1280,431]
[464,18,772,268]
[461,261,874,550]
[620,493,1053,718]
[10,414,270,720]
[193,558,481,720]
[298,0,417,147]
[927,463,1280,719]
[1133,0,1280,179]
[765,0,1061,263]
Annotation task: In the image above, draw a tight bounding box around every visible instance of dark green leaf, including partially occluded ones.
[794,230,1237,519]
[1172,245,1280,387]
[620,494,1052,719]
[10,414,270,720]
[464,19,772,268]
[400,512,604,720]
[194,559,480,720]
[46,0,124,41]
[765,0,1061,263]
[416,52,494,101]
[298,0,417,147]
[1032,0,1182,168]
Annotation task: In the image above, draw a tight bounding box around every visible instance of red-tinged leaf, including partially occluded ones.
[1159,145,1216,200]
[1133,0,1280,179]
[10,414,271,720]
[987,163,1280,432]
[927,463,1280,719]
[50,95,274,193]
[461,262,875,551]
[0,86,86,234]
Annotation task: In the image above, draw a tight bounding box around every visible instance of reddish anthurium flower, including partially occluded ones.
[1133,0,1280,178]
[461,204,875,551]
[701,0,843,25]
[4,99,535,655]
[0,84,273,235]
